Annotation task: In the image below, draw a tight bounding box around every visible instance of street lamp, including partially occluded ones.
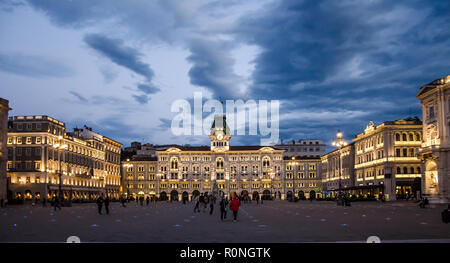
[332,130,348,204]
[53,136,68,204]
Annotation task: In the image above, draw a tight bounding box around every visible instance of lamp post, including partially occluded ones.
[53,136,68,203]
[332,130,348,205]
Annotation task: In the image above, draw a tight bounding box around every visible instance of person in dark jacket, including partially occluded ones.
[229,195,241,222]
[146,196,150,206]
[96,194,104,215]
[104,195,110,215]
[209,195,214,215]
[219,197,228,221]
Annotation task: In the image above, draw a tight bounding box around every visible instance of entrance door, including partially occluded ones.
[262,190,271,200]
[170,190,179,201]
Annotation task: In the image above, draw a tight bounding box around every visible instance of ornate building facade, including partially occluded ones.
[353,118,423,200]
[0,98,11,201]
[417,75,450,203]
[122,115,323,201]
[321,142,355,196]
[7,116,122,201]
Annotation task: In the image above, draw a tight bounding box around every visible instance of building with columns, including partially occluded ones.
[0,98,11,201]
[417,75,450,203]
[6,116,122,201]
[122,115,323,201]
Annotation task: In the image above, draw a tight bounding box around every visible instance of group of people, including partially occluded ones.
[96,194,111,215]
[192,193,241,222]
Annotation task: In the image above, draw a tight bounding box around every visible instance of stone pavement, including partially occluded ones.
[0,200,449,243]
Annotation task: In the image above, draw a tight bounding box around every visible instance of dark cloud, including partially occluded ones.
[69,91,88,103]
[137,83,161,94]
[132,94,149,104]
[235,0,450,147]
[187,37,243,99]
[0,52,73,78]
[0,0,24,12]
[83,33,154,82]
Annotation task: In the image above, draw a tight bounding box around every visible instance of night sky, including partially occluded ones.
[1,0,449,151]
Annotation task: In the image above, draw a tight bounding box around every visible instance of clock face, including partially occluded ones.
[217,134,223,140]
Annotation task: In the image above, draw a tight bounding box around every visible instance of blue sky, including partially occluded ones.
[1,0,449,150]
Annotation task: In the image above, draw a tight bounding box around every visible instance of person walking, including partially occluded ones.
[219,197,228,221]
[229,195,240,222]
[53,196,61,211]
[193,195,200,213]
[146,196,150,206]
[96,194,104,215]
[209,196,214,215]
[104,195,110,215]
[203,195,209,213]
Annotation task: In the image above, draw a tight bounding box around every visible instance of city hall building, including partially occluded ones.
[122,115,323,201]
[6,116,122,201]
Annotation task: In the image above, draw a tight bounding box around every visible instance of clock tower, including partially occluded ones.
[209,115,231,152]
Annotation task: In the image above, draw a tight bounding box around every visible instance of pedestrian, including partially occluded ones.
[229,195,240,222]
[146,196,150,206]
[104,195,110,215]
[193,195,200,213]
[53,196,61,211]
[209,196,214,215]
[204,195,209,212]
[140,196,144,206]
[256,194,259,205]
[220,197,228,221]
[96,194,104,215]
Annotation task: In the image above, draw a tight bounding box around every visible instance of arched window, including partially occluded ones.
[417,167,421,174]
[395,133,401,141]
[409,133,414,141]
[403,167,408,174]
[403,148,407,157]
[402,133,407,141]
[396,149,401,157]
[262,156,270,168]
[216,158,224,170]
[416,133,421,141]
[397,167,401,174]
[410,167,415,174]
[170,158,178,170]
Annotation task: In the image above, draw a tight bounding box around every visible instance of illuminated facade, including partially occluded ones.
[417,75,450,203]
[353,118,423,200]
[6,116,122,201]
[0,98,11,200]
[122,115,323,201]
[321,143,355,196]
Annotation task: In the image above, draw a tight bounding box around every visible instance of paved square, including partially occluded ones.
[1,201,449,242]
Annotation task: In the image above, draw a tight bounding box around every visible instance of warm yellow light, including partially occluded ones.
[58,136,63,140]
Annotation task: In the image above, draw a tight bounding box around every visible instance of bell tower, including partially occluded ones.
[209,115,231,152]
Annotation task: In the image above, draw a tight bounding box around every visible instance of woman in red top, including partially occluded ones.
[229,195,241,221]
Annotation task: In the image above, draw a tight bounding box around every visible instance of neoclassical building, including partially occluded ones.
[353,118,423,200]
[417,75,450,203]
[7,116,122,201]
[0,98,11,201]
[321,142,355,196]
[122,115,323,201]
